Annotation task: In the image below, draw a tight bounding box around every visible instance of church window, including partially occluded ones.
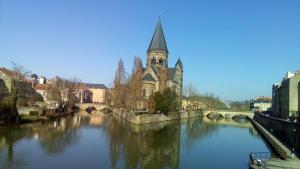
[151,57,156,64]
[159,59,164,66]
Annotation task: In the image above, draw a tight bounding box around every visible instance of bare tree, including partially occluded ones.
[183,84,225,111]
[64,78,82,112]
[47,77,82,113]
[126,57,143,111]
[112,59,127,108]
[10,61,31,81]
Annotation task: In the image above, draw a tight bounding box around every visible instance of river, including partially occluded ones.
[0,112,272,169]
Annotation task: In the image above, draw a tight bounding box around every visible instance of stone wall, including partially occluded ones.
[254,113,300,155]
[115,109,202,125]
[0,73,12,103]
[17,106,44,116]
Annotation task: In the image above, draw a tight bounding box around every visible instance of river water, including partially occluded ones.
[0,113,272,169]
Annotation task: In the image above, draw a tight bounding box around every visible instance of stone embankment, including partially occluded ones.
[250,118,294,160]
[254,113,300,157]
[114,109,202,125]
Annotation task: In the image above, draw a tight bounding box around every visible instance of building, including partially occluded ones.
[299,81,300,115]
[34,83,48,101]
[250,96,272,112]
[272,71,300,120]
[85,83,108,104]
[141,20,183,101]
[75,86,93,103]
[38,76,46,84]
[272,83,281,117]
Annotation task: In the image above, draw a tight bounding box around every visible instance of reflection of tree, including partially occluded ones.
[185,118,219,148]
[0,126,32,169]
[0,115,81,168]
[106,116,180,169]
[38,119,80,154]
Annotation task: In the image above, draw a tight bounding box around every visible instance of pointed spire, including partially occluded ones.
[148,20,168,53]
[175,58,183,69]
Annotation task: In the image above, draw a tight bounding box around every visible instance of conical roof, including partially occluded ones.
[175,58,183,68]
[147,21,168,53]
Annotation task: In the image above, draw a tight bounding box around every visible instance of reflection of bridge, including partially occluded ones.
[76,103,107,111]
[202,116,253,128]
[203,110,254,119]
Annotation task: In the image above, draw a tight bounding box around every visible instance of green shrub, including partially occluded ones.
[148,88,179,115]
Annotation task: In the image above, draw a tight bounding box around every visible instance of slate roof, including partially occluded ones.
[151,65,159,76]
[143,73,156,82]
[148,21,168,53]
[175,59,183,69]
[85,83,108,89]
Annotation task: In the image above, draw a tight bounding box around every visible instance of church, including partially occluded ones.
[141,20,183,101]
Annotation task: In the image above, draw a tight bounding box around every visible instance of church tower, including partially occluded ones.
[147,20,168,68]
[142,20,183,103]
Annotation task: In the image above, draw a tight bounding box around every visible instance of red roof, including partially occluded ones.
[34,84,47,90]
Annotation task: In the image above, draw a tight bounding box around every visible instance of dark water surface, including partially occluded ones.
[0,113,271,169]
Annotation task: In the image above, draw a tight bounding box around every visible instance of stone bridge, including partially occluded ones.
[203,110,254,119]
[202,116,253,128]
[76,103,107,111]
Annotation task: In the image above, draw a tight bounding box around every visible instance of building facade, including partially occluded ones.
[250,96,272,112]
[142,21,183,101]
[299,81,300,114]
[272,83,281,117]
[272,71,300,120]
[85,83,108,104]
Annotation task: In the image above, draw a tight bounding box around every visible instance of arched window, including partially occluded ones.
[159,59,164,66]
[151,57,156,64]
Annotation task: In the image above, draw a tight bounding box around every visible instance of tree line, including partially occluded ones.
[183,84,226,111]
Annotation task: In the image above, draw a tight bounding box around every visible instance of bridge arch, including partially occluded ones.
[206,112,224,120]
[232,114,250,124]
[203,110,254,120]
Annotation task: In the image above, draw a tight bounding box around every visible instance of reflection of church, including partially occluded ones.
[142,20,183,99]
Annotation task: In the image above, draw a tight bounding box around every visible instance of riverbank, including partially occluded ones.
[114,109,203,125]
[0,111,76,127]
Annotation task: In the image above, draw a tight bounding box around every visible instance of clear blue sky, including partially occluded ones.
[1,0,300,101]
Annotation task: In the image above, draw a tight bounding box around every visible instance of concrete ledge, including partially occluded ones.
[250,118,296,160]
[114,110,202,125]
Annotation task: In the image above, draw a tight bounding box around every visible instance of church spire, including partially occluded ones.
[147,20,168,53]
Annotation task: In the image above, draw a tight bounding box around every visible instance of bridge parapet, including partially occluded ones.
[76,103,107,111]
[203,110,254,119]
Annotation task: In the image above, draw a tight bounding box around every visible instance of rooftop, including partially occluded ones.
[147,20,168,53]
[85,83,108,89]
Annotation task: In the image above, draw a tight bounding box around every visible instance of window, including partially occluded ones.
[151,57,156,64]
[159,59,164,66]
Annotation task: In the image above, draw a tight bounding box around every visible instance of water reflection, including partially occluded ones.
[0,112,106,168]
[105,115,180,169]
[0,112,270,169]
